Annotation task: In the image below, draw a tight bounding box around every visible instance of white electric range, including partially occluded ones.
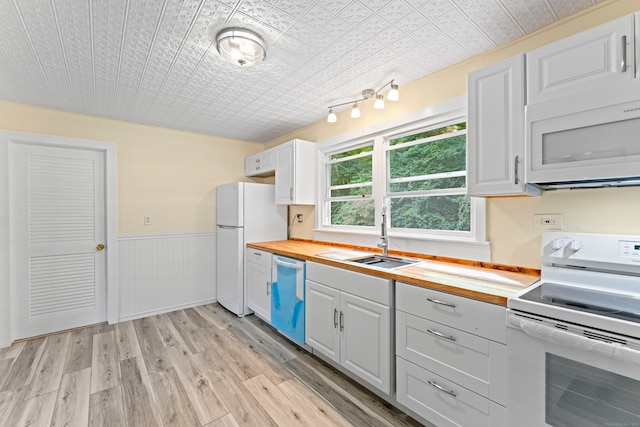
[506,232,640,427]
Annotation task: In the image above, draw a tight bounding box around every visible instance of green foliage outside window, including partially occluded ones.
[326,121,471,233]
[388,122,470,232]
[328,145,374,226]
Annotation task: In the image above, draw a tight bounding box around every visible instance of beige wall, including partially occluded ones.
[268,0,640,268]
[2,0,639,267]
[0,100,264,234]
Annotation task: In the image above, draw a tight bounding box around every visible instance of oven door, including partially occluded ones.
[506,310,640,427]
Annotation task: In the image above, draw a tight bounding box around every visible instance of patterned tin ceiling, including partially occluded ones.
[0,0,602,142]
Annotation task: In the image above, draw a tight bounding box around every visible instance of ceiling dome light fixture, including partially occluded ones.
[216,28,266,67]
[326,79,399,123]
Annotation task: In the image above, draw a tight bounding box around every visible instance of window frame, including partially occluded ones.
[324,140,375,228]
[383,119,472,237]
[316,96,486,249]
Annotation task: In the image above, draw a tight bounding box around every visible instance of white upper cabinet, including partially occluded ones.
[275,139,316,205]
[467,54,540,197]
[245,148,275,177]
[527,14,637,106]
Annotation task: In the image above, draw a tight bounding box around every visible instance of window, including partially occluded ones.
[386,122,469,233]
[319,99,485,245]
[326,142,374,227]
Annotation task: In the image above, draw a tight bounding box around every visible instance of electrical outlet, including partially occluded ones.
[533,213,563,230]
[296,213,303,223]
[144,216,152,225]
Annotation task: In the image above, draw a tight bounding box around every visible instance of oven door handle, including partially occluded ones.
[508,314,640,365]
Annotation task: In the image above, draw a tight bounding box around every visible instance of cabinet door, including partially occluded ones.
[246,261,271,321]
[527,14,635,105]
[467,54,538,197]
[341,292,391,394]
[245,152,260,176]
[259,149,275,173]
[305,280,340,363]
[275,142,293,204]
[245,150,276,177]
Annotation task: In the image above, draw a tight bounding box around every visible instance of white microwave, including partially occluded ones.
[526,98,640,189]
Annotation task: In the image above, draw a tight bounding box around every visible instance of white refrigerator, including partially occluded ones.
[216,182,287,316]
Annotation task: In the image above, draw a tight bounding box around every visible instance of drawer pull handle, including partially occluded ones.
[426,297,456,308]
[333,308,338,328]
[427,380,457,397]
[426,329,456,342]
[253,252,262,256]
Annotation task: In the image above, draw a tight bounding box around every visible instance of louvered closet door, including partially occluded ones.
[11,142,106,339]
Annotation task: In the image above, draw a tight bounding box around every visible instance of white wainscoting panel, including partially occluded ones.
[118,232,216,321]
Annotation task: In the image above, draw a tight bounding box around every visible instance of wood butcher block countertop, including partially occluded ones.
[246,239,540,306]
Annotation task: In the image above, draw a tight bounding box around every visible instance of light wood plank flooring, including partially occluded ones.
[0,303,424,426]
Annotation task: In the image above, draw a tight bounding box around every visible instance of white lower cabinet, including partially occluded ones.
[306,262,392,395]
[395,282,507,427]
[246,249,272,321]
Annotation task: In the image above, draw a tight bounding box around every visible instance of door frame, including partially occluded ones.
[0,130,118,347]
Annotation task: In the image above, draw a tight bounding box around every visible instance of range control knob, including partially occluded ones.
[551,238,564,250]
[569,239,582,251]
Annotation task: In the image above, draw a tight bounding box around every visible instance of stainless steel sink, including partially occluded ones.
[348,255,420,269]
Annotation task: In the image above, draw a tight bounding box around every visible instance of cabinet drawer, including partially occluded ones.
[396,282,506,343]
[397,357,506,427]
[396,311,506,405]
[307,262,390,306]
[246,249,272,268]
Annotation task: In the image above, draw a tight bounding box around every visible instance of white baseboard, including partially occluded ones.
[117,298,217,323]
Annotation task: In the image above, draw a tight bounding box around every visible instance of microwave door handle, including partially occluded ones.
[621,35,627,72]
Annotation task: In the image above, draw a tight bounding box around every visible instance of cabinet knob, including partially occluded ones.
[96,243,105,251]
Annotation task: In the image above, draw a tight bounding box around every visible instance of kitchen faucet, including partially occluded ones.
[377,206,388,256]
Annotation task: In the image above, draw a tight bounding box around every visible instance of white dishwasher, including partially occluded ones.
[271,255,305,345]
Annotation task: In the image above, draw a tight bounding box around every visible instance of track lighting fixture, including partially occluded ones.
[327,108,337,123]
[351,103,361,118]
[326,79,399,123]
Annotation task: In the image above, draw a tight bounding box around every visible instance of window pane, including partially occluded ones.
[331,186,372,197]
[390,176,465,192]
[330,155,372,187]
[389,134,466,179]
[330,200,375,226]
[390,195,471,231]
[330,145,373,160]
[389,122,466,146]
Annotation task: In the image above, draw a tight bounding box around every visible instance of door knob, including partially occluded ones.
[96,243,105,251]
